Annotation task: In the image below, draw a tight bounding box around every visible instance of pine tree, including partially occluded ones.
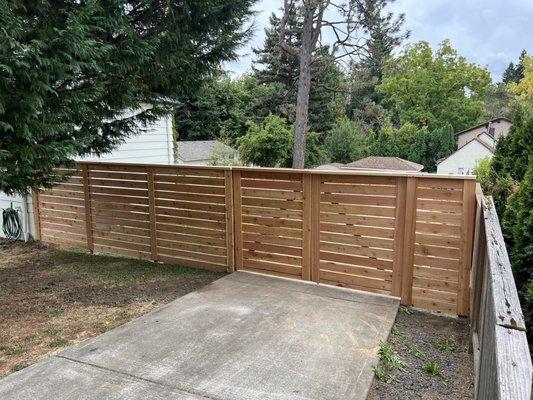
[0,0,256,194]
[502,49,528,84]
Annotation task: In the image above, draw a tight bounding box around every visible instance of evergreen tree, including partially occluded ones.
[0,0,255,195]
[502,49,528,84]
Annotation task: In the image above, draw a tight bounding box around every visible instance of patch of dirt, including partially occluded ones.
[367,307,474,400]
[0,239,224,377]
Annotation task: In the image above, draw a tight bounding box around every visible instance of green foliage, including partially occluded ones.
[208,142,243,166]
[472,157,493,194]
[502,50,528,84]
[435,339,455,353]
[322,118,371,164]
[378,40,491,132]
[373,365,398,384]
[378,341,406,372]
[423,361,442,376]
[4,344,26,355]
[404,343,426,358]
[48,338,71,348]
[0,0,256,194]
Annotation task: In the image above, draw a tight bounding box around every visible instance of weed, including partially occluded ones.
[5,344,26,355]
[44,327,62,337]
[25,333,37,342]
[423,361,443,376]
[436,339,455,352]
[115,311,131,321]
[405,343,426,358]
[47,307,64,317]
[49,338,70,348]
[11,362,29,372]
[378,341,406,372]
[373,365,398,383]
[390,324,403,336]
[399,305,413,315]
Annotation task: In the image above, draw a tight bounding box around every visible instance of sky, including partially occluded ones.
[225,0,533,82]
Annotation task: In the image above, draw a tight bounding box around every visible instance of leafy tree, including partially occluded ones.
[377,40,491,132]
[208,142,243,166]
[472,157,493,194]
[322,118,371,164]
[484,83,512,119]
[502,49,528,84]
[508,56,533,102]
[0,0,255,195]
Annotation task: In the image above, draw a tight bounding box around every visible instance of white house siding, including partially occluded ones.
[437,140,494,175]
[1,114,174,240]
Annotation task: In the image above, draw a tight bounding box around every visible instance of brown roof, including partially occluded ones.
[343,157,424,172]
[454,117,512,137]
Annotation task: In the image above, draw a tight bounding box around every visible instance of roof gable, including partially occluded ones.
[437,138,494,165]
[454,117,512,137]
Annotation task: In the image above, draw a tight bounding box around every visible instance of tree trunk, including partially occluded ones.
[292,2,316,169]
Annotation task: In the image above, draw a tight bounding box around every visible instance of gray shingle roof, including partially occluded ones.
[343,156,424,171]
[177,140,236,162]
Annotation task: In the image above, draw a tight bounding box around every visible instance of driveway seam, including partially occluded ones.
[55,355,225,400]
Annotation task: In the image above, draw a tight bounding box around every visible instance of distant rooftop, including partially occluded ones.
[454,117,512,137]
[177,140,237,162]
[343,156,424,172]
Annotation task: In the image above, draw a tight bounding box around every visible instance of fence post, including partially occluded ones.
[310,174,321,283]
[301,173,312,281]
[400,177,417,305]
[458,179,476,316]
[392,177,407,297]
[147,166,158,261]
[31,189,41,241]
[225,169,235,273]
[232,170,243,270]
[81,163,94,253]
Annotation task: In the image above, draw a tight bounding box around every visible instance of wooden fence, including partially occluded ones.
[470,191,532,399]
[33,162,477,316]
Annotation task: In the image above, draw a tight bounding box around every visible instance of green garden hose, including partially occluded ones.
[2,204,22,240]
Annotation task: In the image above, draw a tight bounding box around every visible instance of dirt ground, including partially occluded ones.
[367,307,474,400]
[0,239,224,377]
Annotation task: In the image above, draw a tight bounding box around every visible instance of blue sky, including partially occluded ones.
[225,0,532,82]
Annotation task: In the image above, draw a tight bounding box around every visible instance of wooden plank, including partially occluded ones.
[240,170,302,181]
[241,179,302,190]
[415,221,461,236]
[241,223,301,238]
[320,242,394,260]
[88,186,149,197]
[320,231,393,250]
[413,254,460,270]
[243,241,302,257]
[156,246,227,265]
[413,275,458,292]
[154,182,226,195]
[320,251,393,270]
[32,190,42,240]
[321,193,396,207]
[154,175,224,186]
[241,197,303,210]
[392,178,406,297]
[242,232,302,248]
[147,167,157,261]
[321,203,396,218]
[417,199,462,213]
[417,177,464,190]
[93,236,151,253]
[155,206,225,222]
[241,206,302,220]
[320,212,395,228]
[242,215,302,229]
[416,233,460,247]
[457,179,475,316]
[400,177,417,305]
[411,296,456,315]
[156,214,225,230]
[82,164,93,252]
[39,195,85,207]
[417,187,463,201]
[241,188,303,201]
[302,174,311,280]
[156,223,225,239]
[320,183,396,196]
[89,178,148,189]
[320,174,397,185]
[241,259,302,277]
[232,170,243,270]
[414,243,460,259]
[319,270,391,292]
[91,193,149,205]
[155,198,226,213]
[310,175,321,282]
[154,190,226,204]
[157,239,226,256]
[319,260,393,280]
[225,170,234,272]
[157,230,226,247]
[157,255,226,272]
[320,222,395,239]
[416,210,463,225]
[243,249,301,267]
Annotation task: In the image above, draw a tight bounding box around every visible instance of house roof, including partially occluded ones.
[177,140,237,162]
[454,117,512,137]
[314,163,344,171]
[436,136,494,165]
[342,157,424,172]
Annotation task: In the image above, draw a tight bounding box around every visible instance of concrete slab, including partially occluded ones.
[0,271,399,400]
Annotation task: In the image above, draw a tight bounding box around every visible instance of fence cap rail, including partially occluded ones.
[76,161,476,180]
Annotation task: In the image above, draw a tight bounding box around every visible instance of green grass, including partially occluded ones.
[53,250,221,286]
[43,327,62,337]
[48,338,71,348]
[436,339,455,352]
[378,341,406,372]
[373,365,398,383]
[399,305,413,315]
[47,307,64,317]
[4,344,27,355]
[405,343,426,358]
[423,361,443,376]
[11,362,29,372]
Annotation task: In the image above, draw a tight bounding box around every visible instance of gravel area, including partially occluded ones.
[367,307,474,400]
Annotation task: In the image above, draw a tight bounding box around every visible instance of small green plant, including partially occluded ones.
[436,339,455,352]
[115,311,131,321]
[47,307,64,317]
[49,338,70,348]
[25,333,37,342]
[378,341,406,372]
[423,361,442,376]
[5,344,27,355]
[405,343,426,358]
[373,365,398,384]
[11,362,29,372]
[399,305,413,315]
[44,327,62,337]
[390,324,403,336]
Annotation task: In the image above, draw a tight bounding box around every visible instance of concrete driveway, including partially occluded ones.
[0,271,399,400]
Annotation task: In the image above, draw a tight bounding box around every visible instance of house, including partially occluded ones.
[176,140,240,166]
[1,110,175,240]
[437,118,512,175]
[316,157,424,172]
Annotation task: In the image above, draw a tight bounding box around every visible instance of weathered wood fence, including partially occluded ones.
[470,189,532,399]
[33,162,477,316]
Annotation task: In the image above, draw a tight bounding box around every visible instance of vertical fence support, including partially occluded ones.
[458,179,476,316]
[301,173,312,281]
[392,177,407,297]
[400,177,417,305]
[147,166,158,261]
[225,170,235,273]
[232,170,243,270]
[31,189,41,241]
[81,163,94,253]
[310,174,321,283]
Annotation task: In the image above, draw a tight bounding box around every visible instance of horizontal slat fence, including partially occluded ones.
[35,162,478,315]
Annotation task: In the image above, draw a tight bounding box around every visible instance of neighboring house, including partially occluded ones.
[437,117,512,175]
[1,110,175,240]
[176,140,240,166]
[316,157,423,172]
